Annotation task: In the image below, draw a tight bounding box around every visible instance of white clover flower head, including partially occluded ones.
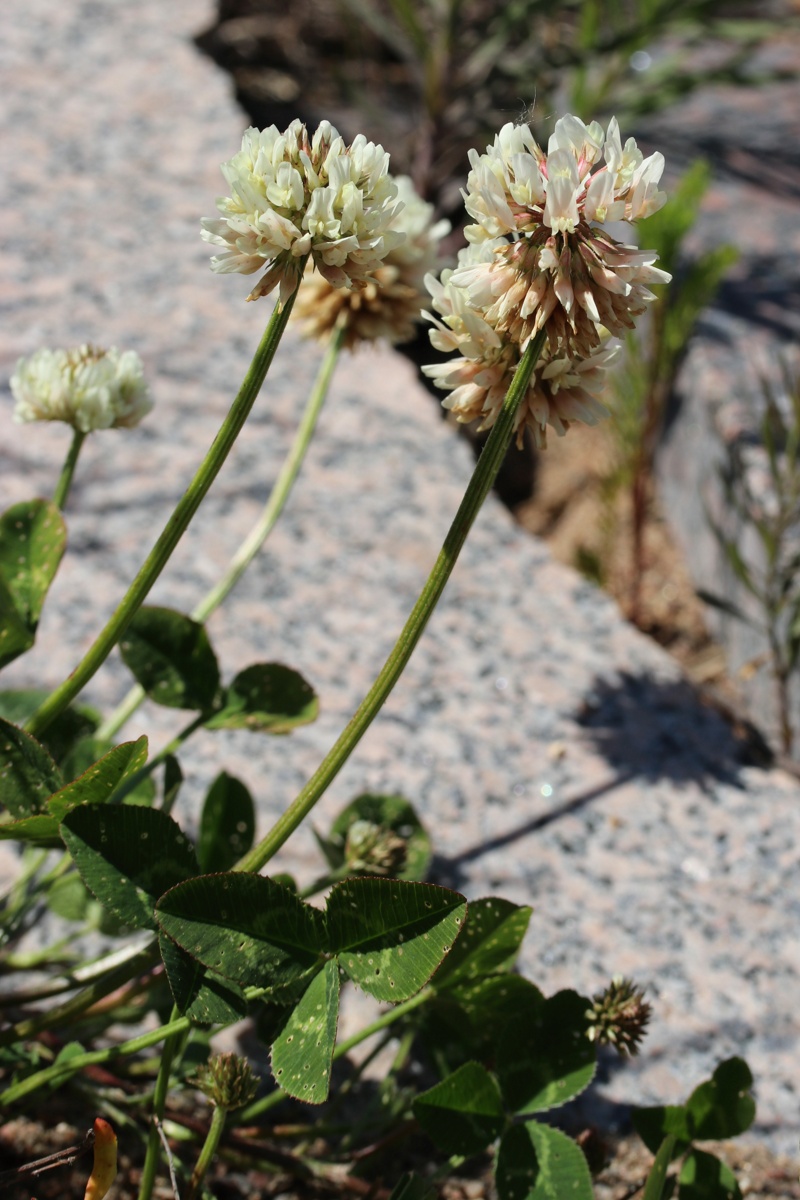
[293,174,450,348]
[458,114,670,355]
[201,120,406,303]
[422,270,615,448]
[10,345,152,433]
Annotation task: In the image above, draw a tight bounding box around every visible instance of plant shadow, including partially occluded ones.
[434,670,772,891]
[574,670,771,788]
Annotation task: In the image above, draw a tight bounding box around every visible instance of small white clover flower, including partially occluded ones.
[10,345,152,433]
[201,120,406,303]
[293,175,450,348]
[423,268,615,449]
[455,114,670,356]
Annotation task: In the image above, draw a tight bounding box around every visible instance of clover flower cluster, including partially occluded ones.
[423,115,670,448]
[10,344,152,433]
[424,258,616,448]
[201,120,405,303]
[293,175,450,349]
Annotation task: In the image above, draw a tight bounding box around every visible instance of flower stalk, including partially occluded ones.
[137,1007,183,1200]
[93,319,344,744]
[185,1104,227,1200]
[193,319,345,622]
[24,279,305,740]
[52,429,86,510]
[235,329,546,874]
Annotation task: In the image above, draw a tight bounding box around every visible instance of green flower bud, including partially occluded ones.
[193,1052,259,1111]
[586,976,652,1056]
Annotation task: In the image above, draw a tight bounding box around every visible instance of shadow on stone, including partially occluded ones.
[576,670,772,789]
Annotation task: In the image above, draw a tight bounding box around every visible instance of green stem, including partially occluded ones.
[95,323,344,744]
[236,331,546,875]
[111,711,207,804]
[25,283,304,741]
[0,941,159,1049]
[138,1005,182,1200]
[194,321,345,622]
[185,1104,228,1200]
[0,980,270,1104]
[237,987,431,1123]
[0,1011,190,1106]
[94,684,146,744]
[53,429,87,510]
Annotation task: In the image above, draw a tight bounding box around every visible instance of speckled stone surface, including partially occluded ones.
[2,0,799,1156]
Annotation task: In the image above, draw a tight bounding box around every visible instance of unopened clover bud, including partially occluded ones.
[344,819,408,875]
[586,975,652,1056]
[193,1052,259,1111]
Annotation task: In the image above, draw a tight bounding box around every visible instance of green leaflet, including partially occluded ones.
[271,959,340,1103]
[414,1061,505,1157]
[496,990,596,1114]
[432,897,532,988]
[119,606,221,711]
[327,877,467,1002]
[496,1121,593,1200]
[0,500,66,669]
[0,717,63,819]
[196,771,255,873]
[61,805,199,930]
[159,932,247,1025]
[0,736,150,844]
[678,1149,742,1200]
[205,663,318,733]
[155,873,325,989]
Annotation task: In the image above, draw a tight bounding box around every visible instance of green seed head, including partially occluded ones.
[586,976,652,1056]
[193,1052,259,1111]
[344,819,408,875]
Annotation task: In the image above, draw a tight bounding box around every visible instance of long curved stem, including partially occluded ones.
[0,1011,191,1107]
[194,321,345,622]
[236,331,545,875]
[94,320,344,744]
[25,282,304,740]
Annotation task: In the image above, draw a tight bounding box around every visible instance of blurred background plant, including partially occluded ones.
[196,0,797,497]
[197,0,797,224]
[699,357,800,755]
[591,160,739,623]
